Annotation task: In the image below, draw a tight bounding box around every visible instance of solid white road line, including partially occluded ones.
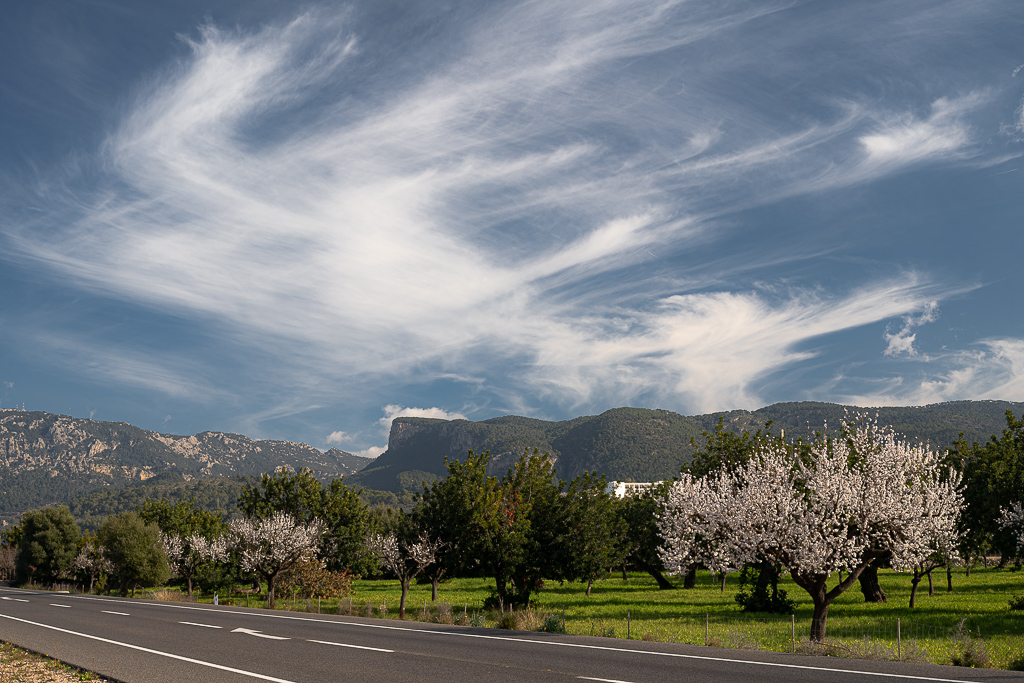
[50,604,71,608]
[180,621,222,629]
[308,639,393,653]
[101,611,129,616]
[0,613,298,683]
[43,594,986,683]
[579,677,636,683]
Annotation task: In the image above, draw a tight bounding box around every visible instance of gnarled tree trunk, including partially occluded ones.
[909,569,922,608]
[684,565,697,589]
[858,562,886,603]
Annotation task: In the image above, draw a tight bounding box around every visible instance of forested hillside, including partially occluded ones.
[4,401,1021,520]
[350,400,1024,493]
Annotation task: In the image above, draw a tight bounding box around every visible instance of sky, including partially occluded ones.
[1,0,1022,458]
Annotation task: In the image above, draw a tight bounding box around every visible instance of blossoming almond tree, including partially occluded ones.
[228,513,323,608]
[366,531,441,618]
[998,502,1024,559]
[162,532,228,598]
[660,417,963,640]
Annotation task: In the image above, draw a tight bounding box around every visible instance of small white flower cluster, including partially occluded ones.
[998,501,1024,555]
[365,532,440,576]
[659,416,964,582]
[73,538,112,574]
[161,532,228,576]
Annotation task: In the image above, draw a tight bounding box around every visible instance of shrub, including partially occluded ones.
[542,612,565,634]
[949,619,990,669]
[1008,595,1024,611]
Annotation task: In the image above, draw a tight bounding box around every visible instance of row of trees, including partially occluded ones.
[3,410,1021,643]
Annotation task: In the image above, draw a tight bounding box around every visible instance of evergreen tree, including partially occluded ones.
[14,506,80,586]
[97,511,170,597]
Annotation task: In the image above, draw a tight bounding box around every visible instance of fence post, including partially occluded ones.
[791,614,795,653]
[562,604,566,633]
[897,617,901,661]
[705,613,709,646]
[627,609,630,639]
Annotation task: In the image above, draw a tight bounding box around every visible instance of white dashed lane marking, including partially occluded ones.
[307,639,393,653]
[180,621,222,629]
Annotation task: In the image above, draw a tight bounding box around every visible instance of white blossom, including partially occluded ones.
[999,501,1024,555]
[366,532,440,576]
[659,415,963,639]
[228,513,323,576]
[161,531,228,594]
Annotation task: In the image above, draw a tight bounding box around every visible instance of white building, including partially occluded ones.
[605,481,662,498]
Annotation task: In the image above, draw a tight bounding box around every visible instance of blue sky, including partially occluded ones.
[1,0,1022,457]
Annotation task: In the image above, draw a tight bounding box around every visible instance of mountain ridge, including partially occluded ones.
[0,409,372,523]
[3,400,1022,521]
[349,400,1024,492]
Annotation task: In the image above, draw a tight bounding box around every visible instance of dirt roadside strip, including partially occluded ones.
[1,640,113,683]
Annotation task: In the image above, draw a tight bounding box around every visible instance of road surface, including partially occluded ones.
[1,586,1019,683]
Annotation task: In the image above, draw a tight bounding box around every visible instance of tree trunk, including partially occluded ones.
[187,575,194,598]
[399,578,410,618]
[621,564,628,581]
[684,565,697,589]
[926,568,934,596]
[909,572,921,608]
[858,563,886,603]
[720,571,727,592]
[636,558,674,589]
[431,577,439,602]
[810,599,830,641]
[586,578,593,596]
[267,574,277,609]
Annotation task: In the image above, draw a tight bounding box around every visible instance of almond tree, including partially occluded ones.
[660,416,963,640]
[162,532,228,598]
[73,535,112,593]
[366,529,441,618]
[998,501,1024,559]
[228,513,322,608]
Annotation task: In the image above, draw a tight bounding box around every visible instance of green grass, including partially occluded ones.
[340,567,1024,669]
[141,566,1024,670]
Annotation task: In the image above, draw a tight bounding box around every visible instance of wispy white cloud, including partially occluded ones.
[816,338,1024,408]
[2,0,1019,433]
[883,302,939,358]
[859,96,979,168]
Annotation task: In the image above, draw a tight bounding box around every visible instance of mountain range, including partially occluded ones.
[349,400,1024,492]
[2,400,1022,523]
[0,410,371,524]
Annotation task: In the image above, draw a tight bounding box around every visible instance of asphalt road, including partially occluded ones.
[1,586,1021,683]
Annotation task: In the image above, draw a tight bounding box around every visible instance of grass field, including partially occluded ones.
[164,565,1024,669]
[270,566,1023,669]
